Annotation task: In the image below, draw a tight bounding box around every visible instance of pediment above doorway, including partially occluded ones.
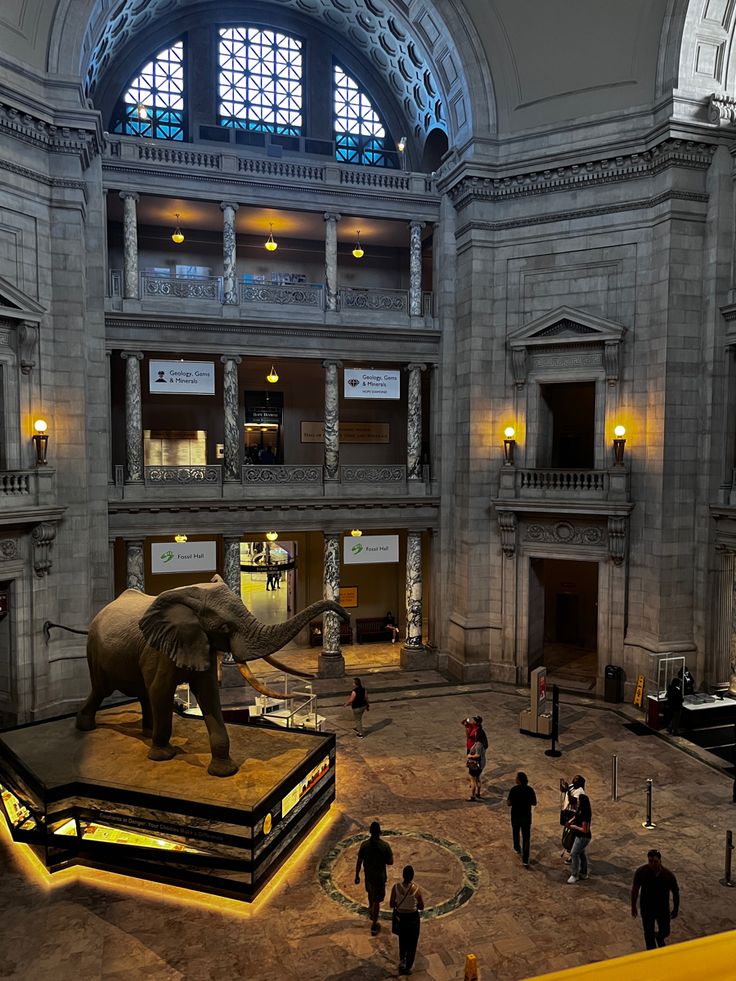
[0,275,45,323]
[507,306,627,388]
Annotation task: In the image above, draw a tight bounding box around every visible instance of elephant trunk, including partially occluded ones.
[230,600,348,664]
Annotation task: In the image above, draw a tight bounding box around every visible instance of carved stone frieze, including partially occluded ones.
[32,523,56,577]
[18,323,38,375]
[708,93,736,127]
[525,521,606,547]
[607,516,627,565]
[0,540,17,561]
[0,102,101,168]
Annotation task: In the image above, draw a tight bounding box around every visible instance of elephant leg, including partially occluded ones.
[139,691,153,736]
[76,686,109,731]
[147,675,177,761]
[189,669,238,777]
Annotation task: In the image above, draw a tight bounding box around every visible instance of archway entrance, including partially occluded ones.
[528,558,598,692]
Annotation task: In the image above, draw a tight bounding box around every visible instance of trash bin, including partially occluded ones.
[604,664,624,703]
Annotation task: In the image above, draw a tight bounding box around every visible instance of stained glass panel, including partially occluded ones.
[114,41,185,141]
[218,28,303,135]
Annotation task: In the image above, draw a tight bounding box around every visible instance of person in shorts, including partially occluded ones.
[355,820,394,935]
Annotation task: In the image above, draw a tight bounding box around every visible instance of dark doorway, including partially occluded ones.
[538,382,595,469]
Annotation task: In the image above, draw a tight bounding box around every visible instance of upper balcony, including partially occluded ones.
[496,465,631,512]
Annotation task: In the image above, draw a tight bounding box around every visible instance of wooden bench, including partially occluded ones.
[356,617,395,644]
[309,620,353,647]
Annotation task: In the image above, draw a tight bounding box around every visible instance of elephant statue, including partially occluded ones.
[75,576,349,777]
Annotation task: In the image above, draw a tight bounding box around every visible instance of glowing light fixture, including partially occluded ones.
[613,425,627,465]
[136,103,149,120]
[266,365,279,384]
[350,529,363,537]
[352,231,364,259]
[32,419,49,466]
[265,224,278,252]
[266,531,278,542]
[171,214,184,245]
[174,534,188,543]
[397,137,407,153]
[503,426,516,467]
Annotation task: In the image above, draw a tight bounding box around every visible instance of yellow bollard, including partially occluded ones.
[464,953,479,981]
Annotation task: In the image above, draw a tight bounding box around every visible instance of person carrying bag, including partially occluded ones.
[390,865,425,976]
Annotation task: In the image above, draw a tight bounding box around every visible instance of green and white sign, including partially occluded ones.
[343,535,399,565]
[151,541,217,574]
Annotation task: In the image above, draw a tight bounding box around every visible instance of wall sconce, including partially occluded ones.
[352,231,364,259]
[266,531,278,542]
[350,529,362,537]
[174,534,188,543]
[32,419,48,466]
[136,103,149,121]
[503,426,516,466]
[266,365,279,383]
[613,425,626,465]
[397,136,407,154]
[171,214,184,245]
[265,224,278,252]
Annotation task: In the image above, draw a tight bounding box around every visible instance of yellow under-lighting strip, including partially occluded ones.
[54,818,203,854]
[0,798,339,916]
[522,928,736,981]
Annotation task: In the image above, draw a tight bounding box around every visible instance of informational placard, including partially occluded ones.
[149,360,215,394]
[343,535,399,565]
[339,587,358,608]
[151,540,217,574]
[344,368,400,400]
[300,421,389,443]
[281,757,330,818]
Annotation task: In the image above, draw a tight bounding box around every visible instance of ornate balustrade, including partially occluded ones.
[241,465,322,484]
[144,466,223,485]
[239,283,324,308]
[518,469,608,498]
[0,469,56,508]
[141,274,222,301]
[338,288,408,314]
[340,465,407,483]
[0,471,32,497]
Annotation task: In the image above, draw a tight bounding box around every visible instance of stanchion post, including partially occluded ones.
[545,684,562,758]
[611,753,619,802]
[720,830,734,887]
[642,777,656,829]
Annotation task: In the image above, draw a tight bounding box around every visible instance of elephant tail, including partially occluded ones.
[44,620,89,644]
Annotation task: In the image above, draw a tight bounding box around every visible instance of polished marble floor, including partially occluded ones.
[1,674,735,981]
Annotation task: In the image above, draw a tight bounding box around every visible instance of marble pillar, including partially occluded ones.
[318,532,345,677]
[403,530,425,657]
[719,547,736,691]
[126,539,144,591]
[220,202,239,304]
[221,355,242,480]
[408,221,425,316]
[406,363,426,481]
[120,192,140,300]
[323,359,341,480]
[222,536,242,665]
[121,351,144,481]
[324,213,341,312]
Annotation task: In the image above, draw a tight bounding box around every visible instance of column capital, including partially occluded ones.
[220,354,242,365]
[322,359,343,370]
[119,191,140,203]
[408,220,426,231]
[220,201,240,212]
[125,538,145,548]
[121,351,144,361]
[323,212,342,223]
[405,362,427,373]
[323,531,341,542]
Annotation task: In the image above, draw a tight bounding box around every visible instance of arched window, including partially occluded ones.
[334,65,391,167]
[114,41,185,140]
[218,27,303,135]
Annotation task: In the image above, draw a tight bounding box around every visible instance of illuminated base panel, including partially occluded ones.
[0,705,336,901]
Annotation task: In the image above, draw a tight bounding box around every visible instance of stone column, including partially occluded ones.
[318,532,345,677]
[222,536,242,666]
[324,213,341,312]
[401,530,426,668]
[126,539,144,591]
[323,359,341,480]
[406,363,426,481]
[120,192,140,299]
[408,220,425,316]
[221,355,242,480]
[220,201,239,304]
[713,546,736,689]
[121,351,144,481]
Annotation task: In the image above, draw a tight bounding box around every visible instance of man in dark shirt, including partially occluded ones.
[506,771,537,867]
[355,820,394,935]
[631,849,680,950]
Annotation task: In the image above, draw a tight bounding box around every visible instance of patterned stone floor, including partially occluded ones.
[1,677,735,981]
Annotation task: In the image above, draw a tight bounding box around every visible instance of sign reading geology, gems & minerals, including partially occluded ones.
[344,368,400,400]
[149,360,215,394]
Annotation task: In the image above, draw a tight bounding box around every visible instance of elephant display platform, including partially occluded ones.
[0,704,335,902]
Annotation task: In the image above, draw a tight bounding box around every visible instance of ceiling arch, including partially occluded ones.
[46,0,496,145]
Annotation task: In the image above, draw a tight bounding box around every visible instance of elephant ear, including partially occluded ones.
[139,594,211,672]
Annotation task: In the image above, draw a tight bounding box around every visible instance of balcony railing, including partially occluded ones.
[338,287,408,314]
[141,273,222,301]
[239,283,324,309]
[242,465,322,484]
[0,468,56,508]
[144,466,223,485]
[497,467,630,505]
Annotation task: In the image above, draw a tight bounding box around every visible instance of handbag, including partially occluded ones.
[560,807,576,827]
[561,825,576,852]
[392,882,416,934]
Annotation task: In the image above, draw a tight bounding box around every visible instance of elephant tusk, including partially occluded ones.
[235,661,297,700]
[262,653,316,679]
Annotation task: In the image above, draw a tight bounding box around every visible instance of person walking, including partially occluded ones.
[466,731,486,800]
[566,785,592,883]
[507,771,537,867]
[390,864,424,975]
[355,820,394,936]
[345,677,369,737]
[631,849,680,950]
